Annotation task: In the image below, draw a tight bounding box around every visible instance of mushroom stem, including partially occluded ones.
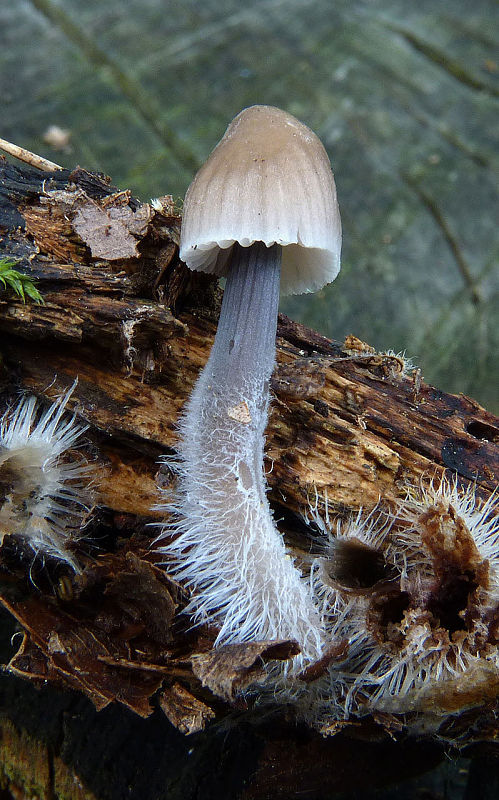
[202,241,281,412]
[164,242,324,661]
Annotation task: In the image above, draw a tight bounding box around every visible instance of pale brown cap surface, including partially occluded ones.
[179,105,341,295]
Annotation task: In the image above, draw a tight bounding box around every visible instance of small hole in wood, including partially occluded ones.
[466,420,498,443]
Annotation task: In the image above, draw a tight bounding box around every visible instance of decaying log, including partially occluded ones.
[1,161,496,513]
[0,156,497,800]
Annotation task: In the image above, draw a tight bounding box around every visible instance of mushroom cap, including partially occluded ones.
[179,105,341,295]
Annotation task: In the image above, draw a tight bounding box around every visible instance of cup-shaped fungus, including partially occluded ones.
[159,106,341,663]
[298,479,499,733]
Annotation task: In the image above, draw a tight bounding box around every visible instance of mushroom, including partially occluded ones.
[159,105,341,663]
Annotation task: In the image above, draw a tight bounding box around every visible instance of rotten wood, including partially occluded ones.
[0,157,497,799]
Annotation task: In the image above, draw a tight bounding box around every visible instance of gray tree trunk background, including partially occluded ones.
[0,0,497,410]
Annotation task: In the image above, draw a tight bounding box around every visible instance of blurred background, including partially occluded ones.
[1,0,497,411]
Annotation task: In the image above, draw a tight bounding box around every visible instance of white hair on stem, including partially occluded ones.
[0,381,94,572]
[156,243,324,667]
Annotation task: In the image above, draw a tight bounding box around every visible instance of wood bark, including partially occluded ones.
[0,157,497,800]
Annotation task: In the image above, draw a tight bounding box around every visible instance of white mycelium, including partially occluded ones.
[0,384,93,571]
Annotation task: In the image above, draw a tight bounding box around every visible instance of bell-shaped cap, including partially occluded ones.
[179,105,341,295]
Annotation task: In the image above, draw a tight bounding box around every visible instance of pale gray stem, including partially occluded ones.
[167,241,324,658]
[206,241,281,406]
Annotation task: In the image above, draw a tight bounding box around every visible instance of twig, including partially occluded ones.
[0,137,63,172]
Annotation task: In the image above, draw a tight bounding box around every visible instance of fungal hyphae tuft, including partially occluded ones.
[0,383,94,572]
[289,477,499,731]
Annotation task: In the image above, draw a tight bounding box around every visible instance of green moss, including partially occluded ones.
[0,258,44,304]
